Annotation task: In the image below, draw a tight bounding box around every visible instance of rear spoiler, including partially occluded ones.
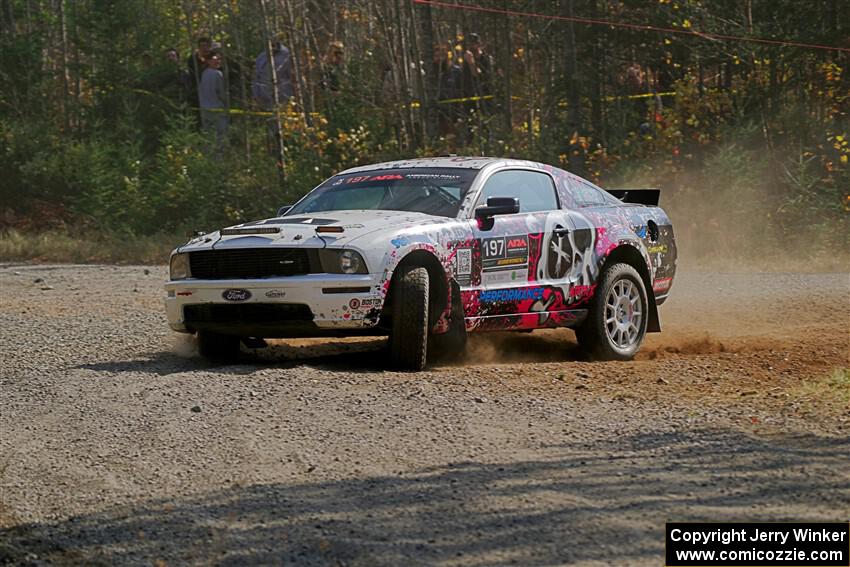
[608,188,660,206]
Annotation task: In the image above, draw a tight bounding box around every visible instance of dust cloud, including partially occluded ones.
[633,164,849,273]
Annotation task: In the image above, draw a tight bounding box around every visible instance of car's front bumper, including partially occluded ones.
[164,274,386,337]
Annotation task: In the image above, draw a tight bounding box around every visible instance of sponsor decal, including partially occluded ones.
[653,277,672,293]
[482,235,530,281]
[482,267,528,285]
[453,247,473,286]
[222,288,252,302]
[176,291,193,297]
[455,248,472,275]
[506,237,529,256]
[265,289,286,299]
[479,287,544,303]
[406,173,463,180]
[496,257,525,267]
[369,174,404,181]
[647,244,668,254]
[349,298,361,309]
[343,175,372,184]
[569,284,596,302]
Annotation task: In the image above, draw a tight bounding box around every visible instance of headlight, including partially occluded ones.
[318,249,367,274]
[339,250,362,274]
[169,253,191,280]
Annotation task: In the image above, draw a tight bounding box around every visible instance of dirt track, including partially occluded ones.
[0,264,848,566]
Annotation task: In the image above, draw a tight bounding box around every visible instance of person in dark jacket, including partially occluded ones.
[252,40,294,110]
[199,49,228,150]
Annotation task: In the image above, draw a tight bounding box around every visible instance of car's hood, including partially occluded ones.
[179,209,451,251]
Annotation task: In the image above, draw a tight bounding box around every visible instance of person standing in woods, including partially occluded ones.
[252,40,294,110]
[199,49,228,151]
[160,48,190,106]
[454,34,481,146]
[466,33,494,113]
[187,37,212,104]
[435,42,463,140]
[185,36,215,132]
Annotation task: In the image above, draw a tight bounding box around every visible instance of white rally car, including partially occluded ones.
[165,157,677,370]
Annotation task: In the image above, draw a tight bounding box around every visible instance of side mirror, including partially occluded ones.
[277,205,292,217]
[474,197,519,230]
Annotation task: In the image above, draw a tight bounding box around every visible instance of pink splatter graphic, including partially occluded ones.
[595,227,617,257]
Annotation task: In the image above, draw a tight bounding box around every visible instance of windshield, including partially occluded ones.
[287,168,479,218]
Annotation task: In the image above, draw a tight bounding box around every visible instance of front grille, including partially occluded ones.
[184,303,314,324]
[189,248,311,279]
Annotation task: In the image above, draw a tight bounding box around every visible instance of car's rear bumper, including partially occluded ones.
[164,274,386,336]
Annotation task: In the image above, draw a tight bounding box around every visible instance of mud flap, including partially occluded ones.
[647,297,661,333]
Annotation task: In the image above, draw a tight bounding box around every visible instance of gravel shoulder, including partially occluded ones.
[0,264,848,566]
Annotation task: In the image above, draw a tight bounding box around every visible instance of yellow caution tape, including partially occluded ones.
[129,85,676,117]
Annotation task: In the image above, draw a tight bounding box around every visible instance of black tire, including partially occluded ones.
[197,331,241,363]
[576,263,648,361]
[388,265,429,371]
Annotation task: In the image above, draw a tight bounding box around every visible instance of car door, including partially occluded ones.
[466,168,564,330]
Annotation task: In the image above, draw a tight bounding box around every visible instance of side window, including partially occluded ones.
[477,170,558,213]
[569,178,609,208]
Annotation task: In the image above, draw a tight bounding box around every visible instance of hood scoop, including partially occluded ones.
[253,217,340,226]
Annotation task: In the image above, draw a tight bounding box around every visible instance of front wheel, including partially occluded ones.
[576,263,648,361]
[388,265,429,371]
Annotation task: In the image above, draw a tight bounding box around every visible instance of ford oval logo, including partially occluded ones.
[222,288,252,302]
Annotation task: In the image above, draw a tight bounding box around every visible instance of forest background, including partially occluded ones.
[0,0,847,267]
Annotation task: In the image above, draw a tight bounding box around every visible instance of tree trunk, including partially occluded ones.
[260,0,287,184]
[282,0,312,127]
[562,0,582,173]
[415,0,437,142]
[57,0,71,132]
[1,0,14,35]
[500,0,513,135]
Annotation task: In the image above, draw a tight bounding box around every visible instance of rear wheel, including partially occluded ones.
[197,331,241,363]
[576,263,648,360]
[388,265,429,371]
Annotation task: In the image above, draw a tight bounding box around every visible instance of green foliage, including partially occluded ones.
[0,0,846,266]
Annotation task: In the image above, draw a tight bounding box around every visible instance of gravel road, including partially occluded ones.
[1,264,848,566]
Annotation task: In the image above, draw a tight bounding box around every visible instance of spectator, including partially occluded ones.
[253,39,294,155]
[435,43,462,138]
[187,37,213,104]
[252,39,294,110]
[159,48,190,105]
[199,49,228,150]
[458,38,478,102]
[466,33,494,110]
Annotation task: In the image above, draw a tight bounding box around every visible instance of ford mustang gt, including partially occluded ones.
[165,157,677,370]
